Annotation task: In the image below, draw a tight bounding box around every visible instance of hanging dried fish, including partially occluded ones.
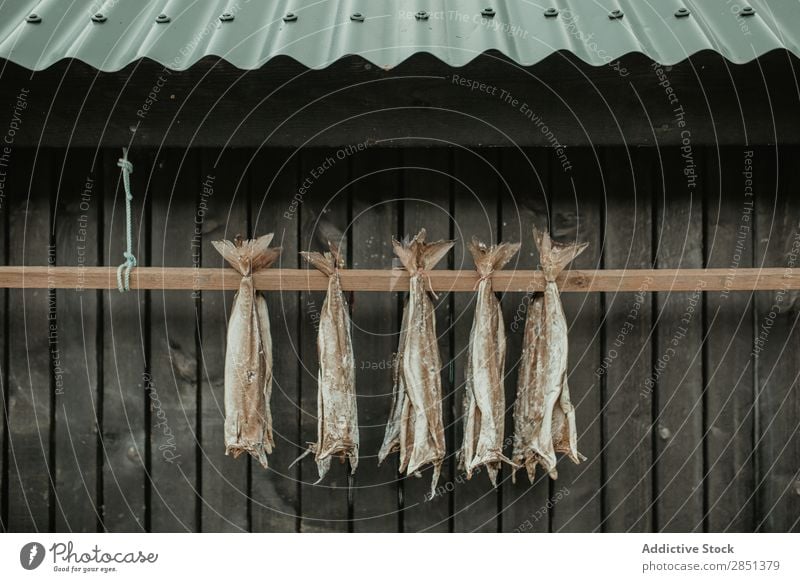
[460,238,521,486]
[212,233,282,468]
[293,242,359,481]
[512,227,587,482]
[379,229,454,497]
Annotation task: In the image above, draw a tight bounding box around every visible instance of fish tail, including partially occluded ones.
[392,228,455,273]
[301,239,343,277]
[532,227,588,281]
[468,238,521,278]
[213,233,282,276]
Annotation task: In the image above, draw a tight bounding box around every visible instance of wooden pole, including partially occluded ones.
[0,266,797,292]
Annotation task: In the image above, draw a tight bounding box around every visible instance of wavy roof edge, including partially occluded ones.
[0,0,798,72]
[2,47,799,75]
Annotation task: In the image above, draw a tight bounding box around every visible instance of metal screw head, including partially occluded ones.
[675,7,690,18]
[481,7,496,17]
[26,13,42,23]
[91,13,107,23]
[350,12,365,22]
[544,8,558,18]
[609,9,623,19]
[155,14,170,23]
[219,12,234,22]
[415,10,429,20]
[740,6,755,16]
[283,12,297,22]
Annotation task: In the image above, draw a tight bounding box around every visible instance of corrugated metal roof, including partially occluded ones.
[0,0,798,71]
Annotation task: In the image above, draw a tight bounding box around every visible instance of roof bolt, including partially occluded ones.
[219,12,234,22]
[415,10,429,20]
[155,14,170,24]
[609,9,624,19]
[544,8,559,18]
[91,13,107,23]
[25,13,42,24]
[283,12,297,22]
[675,7,690,18]
[658,426,672,440]
[481,7,496,18]
[740,6,755,16]
[350,12,365,22]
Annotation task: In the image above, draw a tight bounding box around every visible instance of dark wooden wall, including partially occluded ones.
[0,146,798,533]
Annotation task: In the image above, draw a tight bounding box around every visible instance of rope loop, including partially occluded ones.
[116,148,137,292]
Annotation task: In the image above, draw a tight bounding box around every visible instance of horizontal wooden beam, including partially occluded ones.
[0,266,796,293]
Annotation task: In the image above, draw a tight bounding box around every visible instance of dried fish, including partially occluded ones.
[212,233,281,468]
[460,239,521,486]
[294,242,359,481]
[379,229,454,498]
[512,228,587,481]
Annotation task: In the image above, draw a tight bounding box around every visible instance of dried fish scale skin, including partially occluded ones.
[380,229,454,498]
[512,295,545,481]
[213,234,281,469]
[297,246,359,481]
[378,299,408,463]
[512,229,587,482]
[400,274,446,478]
[460,240,520,486]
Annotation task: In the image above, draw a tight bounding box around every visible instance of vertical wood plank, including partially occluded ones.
[7,150,52,531]
[54,150,100,531]
[550,148,603,532]
[199,149,249,532]
[148,150,199,531]
[601,147,655,532]
[401,148,453,532]
[251,148,301,532]
[500,148,550,533]
[704,147,756,531]
[351,148,400,532]
[452,148,500,532]
[653,148,705,532]
[755,145,800,532]
[0,141,8,531]
[102,149,148,531]
[298,149,350,531]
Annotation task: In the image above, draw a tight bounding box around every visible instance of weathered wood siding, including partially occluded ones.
[0,146,797,533]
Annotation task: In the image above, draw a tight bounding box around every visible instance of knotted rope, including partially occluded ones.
[472,272,492,291]
[116,148,137,292]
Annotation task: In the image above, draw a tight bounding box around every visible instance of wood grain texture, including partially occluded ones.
[1,267,795,293]
[351,149,400,532]
[1,53,798,148]
[755,146,800,532]
[0,140,6,532]
[452,148,500,532]
[1,144,799,533]
[704,147,756,532]
[101,150,148,531]
[251,148,301,532]
[653,149,705,532]
[500,147,550,533]
[297,150,350,532]
[199,149,249,532]
[601,148,655,532]
[401,148,453,532]
[550,148,603,532]
[148,150,199,531]
[54,149,101,532]
[7,150,51,531]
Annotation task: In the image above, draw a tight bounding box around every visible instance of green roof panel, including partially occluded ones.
[0,0,797,71]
